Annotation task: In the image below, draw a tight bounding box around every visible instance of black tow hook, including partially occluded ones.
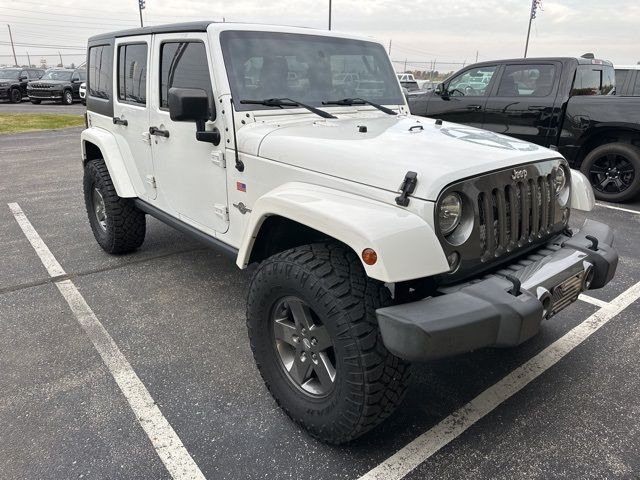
[505,274,521,296]
[585,235,599,251]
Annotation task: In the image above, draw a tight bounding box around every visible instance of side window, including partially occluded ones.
[615,69,628,91]
[634,74,640,96]
[88,45,112,99]
[447,66,496,97]
[159,41,212,110]
[571,65,615,96]
[496,64,556,97]
[79,70,86,81]
[71,72,80,82]
[20,70,27,80]
[118,43,148,105]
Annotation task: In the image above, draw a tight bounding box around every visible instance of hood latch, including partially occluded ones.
[395,171,418,207]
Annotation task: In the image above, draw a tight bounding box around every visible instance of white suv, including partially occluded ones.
[81,22,618,444]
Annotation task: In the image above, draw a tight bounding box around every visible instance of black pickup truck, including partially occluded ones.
[408,57,640,202]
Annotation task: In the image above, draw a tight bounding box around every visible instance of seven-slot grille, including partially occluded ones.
[478,174,556,261]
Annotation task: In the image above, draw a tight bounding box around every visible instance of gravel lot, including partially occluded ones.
[1,127,639,479]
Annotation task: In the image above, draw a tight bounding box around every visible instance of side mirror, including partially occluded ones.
[435,83,445,95]
[20,75,28,81]
[168,87,220,145]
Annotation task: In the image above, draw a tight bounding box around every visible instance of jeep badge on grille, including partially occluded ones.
[511,168,528,181]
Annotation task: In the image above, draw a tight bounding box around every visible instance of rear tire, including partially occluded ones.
[247,243,410,444]
[9,88,21,103]
[62,89,73,105]
[581,142,640,202]
[83,159,146,254]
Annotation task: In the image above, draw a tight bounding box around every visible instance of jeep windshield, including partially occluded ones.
[221,31,404,111]
[40,70,73,81]
[0,69,20,79]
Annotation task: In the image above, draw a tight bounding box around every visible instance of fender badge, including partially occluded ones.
[511,168,528,181]
[233,202,252,215]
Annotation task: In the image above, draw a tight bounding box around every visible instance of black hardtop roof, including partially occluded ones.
[469,56,613,67]
[88,21,214,43]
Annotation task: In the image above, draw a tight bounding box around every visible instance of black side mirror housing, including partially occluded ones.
[168,87,220,145]
[435,83,445,95]
[20,76,28,81]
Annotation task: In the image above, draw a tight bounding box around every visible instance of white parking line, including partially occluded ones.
[8,203,205,480]
[596,203,640,215]
[578,293,614,310]
[358,281,640,480]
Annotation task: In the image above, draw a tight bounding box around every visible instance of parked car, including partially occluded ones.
[27,67,86,105]
[408,56,640,202]
[0,67,45,103]
[79,81,86,105]
[82,22,617,443]
[614,65,640,96]
[397,72,420,91]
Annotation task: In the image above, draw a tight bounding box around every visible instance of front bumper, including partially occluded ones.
[377,220,617,361]
[27,90,62,99]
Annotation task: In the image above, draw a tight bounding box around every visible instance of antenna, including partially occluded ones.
[229,98,244,172]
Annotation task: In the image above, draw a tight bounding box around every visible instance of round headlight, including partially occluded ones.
[553,166,567,195]
[438,193,462,236]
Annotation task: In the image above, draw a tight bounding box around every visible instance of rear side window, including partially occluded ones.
[159,41,212,109]
[571,65,615,96]
[118,43,148,105]
[496,64,556,97]
[88,44,112,99]
[615,69,628,91]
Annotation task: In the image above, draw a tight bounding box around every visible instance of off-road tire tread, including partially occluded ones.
[83,159,145,254]
[247,243,410,444]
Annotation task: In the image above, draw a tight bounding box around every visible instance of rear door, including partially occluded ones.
[425,65,498,127]
[482,62,561,146]
[112,35,156,199]
[148,33,229,233]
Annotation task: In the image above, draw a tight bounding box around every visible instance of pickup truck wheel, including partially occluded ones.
[581,143,640,202]
[62,90,73,105]
[10,88,22,103]
[247,243,410,444]
[83,159,146,254]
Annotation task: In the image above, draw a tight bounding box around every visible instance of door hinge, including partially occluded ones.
[211,151,226,168]
[145,175,156,189]
[214,204,229,221]
[141,131,151,144]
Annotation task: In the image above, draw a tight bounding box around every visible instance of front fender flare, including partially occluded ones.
[237,183,450,283]
[81,127,136,198]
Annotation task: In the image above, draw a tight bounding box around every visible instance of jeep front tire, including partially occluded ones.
[62,89,74,105]
[247,243,410,444]
[83,159,146,254]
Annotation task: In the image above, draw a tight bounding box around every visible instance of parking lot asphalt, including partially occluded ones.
[1,127,639,479]
[0,101,85,116]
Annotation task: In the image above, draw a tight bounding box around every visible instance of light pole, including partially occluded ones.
[328,0,332,30]
[524,0,542,58]
[138,0,145,27]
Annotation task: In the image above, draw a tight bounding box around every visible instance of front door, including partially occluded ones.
[482,62,561,146]
[149,33,229,234]
[112,35,156,199]
[425,65,498,127]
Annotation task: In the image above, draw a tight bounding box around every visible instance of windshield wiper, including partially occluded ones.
[239,98,336,119]
[322,98,397,115]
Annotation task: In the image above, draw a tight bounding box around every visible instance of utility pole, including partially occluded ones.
[138,0,145,28]
[475,50,479,63]
[328,0,332,30]
[27,51,31,67]
[7,24,18,66]
[403,58,407,72]
[58,51,63,67]
[388,39,392,55]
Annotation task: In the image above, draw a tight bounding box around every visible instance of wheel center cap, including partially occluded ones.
[303,338,312,350]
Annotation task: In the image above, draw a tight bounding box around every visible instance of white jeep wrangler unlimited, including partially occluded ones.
[81,22,618,444]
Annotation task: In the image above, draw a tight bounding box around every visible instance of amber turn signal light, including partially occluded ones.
[362,248,378,265]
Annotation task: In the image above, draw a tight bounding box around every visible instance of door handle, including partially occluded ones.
[149,126,170,138]
[112,116,128,126]
[467,105,482,111]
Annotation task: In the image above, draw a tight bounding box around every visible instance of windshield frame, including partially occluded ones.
[0,69,21,80]
[220,30,404,112]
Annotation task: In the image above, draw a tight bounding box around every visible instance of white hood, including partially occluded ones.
[237,115,558,201]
